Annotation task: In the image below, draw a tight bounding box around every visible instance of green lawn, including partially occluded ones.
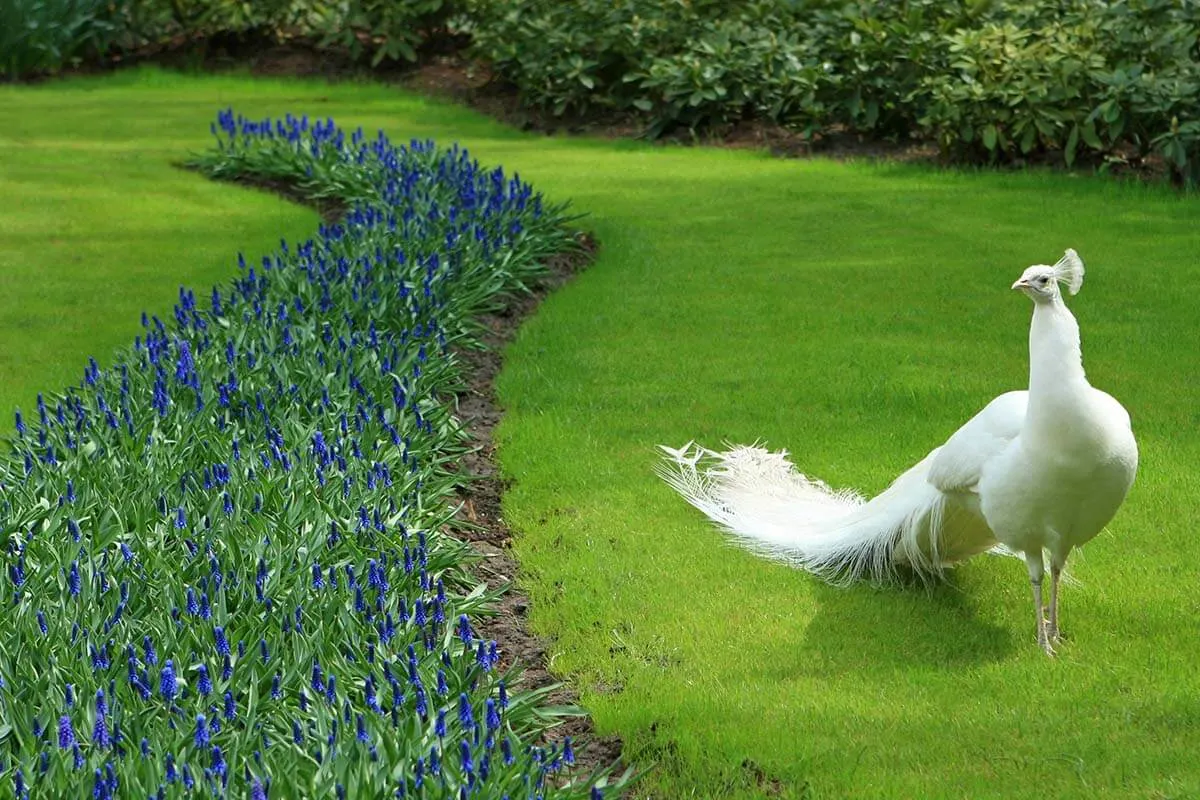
[496,160,1200,798]
[4,68,1199,799]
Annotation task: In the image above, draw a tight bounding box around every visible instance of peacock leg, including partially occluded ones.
[1025,551,1053,656]
[1047,561,1063,645]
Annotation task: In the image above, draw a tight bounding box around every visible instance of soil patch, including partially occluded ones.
[448,233,628,781]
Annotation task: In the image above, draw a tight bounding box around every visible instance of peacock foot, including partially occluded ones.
[1041,609,1061,645]
[1038,634,1056,657]
[1036,620,1056,657]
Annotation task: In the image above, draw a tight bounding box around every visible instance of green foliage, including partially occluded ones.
[466,0,799,125]
[0,0,119,78]
[129,0,461,66]
[633,17,829,137]
[915,1,1200,185]
[467,0,1200,185]
[801,0,971,136]
[170,0,303,36]
[318,0,454,67]
[917,20,1105,161]
[2,0,459,78]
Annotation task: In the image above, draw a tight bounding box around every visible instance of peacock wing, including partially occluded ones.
[927,390,1028,494]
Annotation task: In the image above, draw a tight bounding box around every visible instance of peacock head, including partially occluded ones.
[1012,249,1085,303]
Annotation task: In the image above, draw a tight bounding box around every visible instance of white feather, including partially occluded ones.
[1053,248,1085,295]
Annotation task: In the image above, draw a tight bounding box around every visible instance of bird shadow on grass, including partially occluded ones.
[792,572,1017,676]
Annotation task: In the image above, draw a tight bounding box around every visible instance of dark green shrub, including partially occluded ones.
[915,21,1105,162]
[466,0,680,116]
[467,0,1200,185]
[801,1,966,137]
[317,0,457,66]
[466,0,968,135]
[1086,0,1200,184]
[1,0,118,78]
[103,0,308,48]
[915,1,1200,182]
[61,0,456,69]
[466,0,783,120]
[634,18,831,136]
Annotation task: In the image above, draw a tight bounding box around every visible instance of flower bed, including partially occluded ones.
[0,111,620,799]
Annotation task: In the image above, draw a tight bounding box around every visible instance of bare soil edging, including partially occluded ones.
[449,233,627,780]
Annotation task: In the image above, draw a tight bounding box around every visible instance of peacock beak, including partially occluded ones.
[1011,279,1030,290]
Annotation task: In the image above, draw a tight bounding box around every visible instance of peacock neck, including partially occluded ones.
[1027,298,1089,425]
